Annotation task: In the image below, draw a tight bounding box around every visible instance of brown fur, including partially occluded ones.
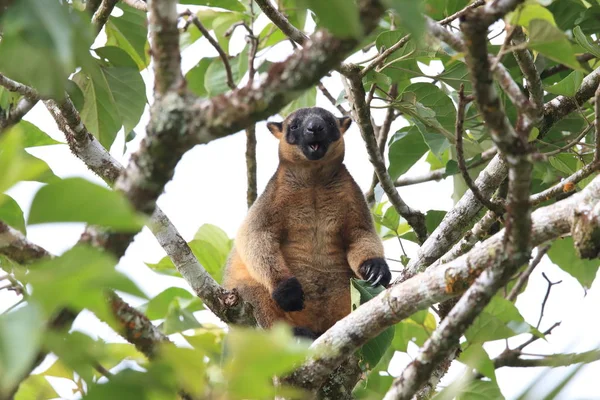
[223,108,386,335]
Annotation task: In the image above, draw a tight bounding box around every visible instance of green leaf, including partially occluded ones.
[351,279,394,368]
[138,287,202,320]
[509,3,556,27]
[528,19,581,71]
[180,0,246,12]
[0,127,59,197]
[302,0,362,38]
[16,245,146,320]
[155,345,207,397]
[548,237,599,288]
[28,177,146,231]
[393,311,436,352]
[223,324,312,399]
[0,305,44,395]
[83,368,176,400]
[377,206,401,232]
[387,0,426,40]
[194,223,233,256]
[189,240,228,283]
[458,344,496,381]
[388,126,429,180]
[145,255,181,277]
[183,327,226,360]
[14,375,59,400]
[204,50,248,96]
[573,26,600,58]
[186,58,215,97]
[0,0,93,98]
[45,331,108,383]
[16,121,62,147]
[544,71,584,97]
[403,82,457,133]
[425,210,446,234]
[74,48,147,148]
[280,87,317,117]
[424,0,469,20]
[0,194,26,235]
[106,4,150,70]
[456,379,504,400]
[466,296,535,344]
[161,302,203,335]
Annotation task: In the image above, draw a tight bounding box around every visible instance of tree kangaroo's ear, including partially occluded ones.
[337,116,352,134]
[267,121,284,139]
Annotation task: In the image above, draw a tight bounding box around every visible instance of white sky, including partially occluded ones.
[1,6,599,400]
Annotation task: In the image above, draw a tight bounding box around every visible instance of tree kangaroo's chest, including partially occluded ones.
[280,185,349,273]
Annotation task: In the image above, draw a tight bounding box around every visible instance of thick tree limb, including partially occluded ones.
[287,173,600,390]
[122,0,147,12]
[595,84,600,162]
[254,0,308,45]
[342,65,428,243]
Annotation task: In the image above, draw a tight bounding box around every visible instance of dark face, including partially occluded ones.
[267,107,352,162]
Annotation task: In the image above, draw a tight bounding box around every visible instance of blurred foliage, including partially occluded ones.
[1,0,599,399]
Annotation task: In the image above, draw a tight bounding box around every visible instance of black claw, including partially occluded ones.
[359,257,391,288]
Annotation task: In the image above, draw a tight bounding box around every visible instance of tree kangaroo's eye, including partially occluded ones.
[290,124,299,130]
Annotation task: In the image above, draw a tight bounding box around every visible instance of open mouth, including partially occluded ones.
[308,142,320,152]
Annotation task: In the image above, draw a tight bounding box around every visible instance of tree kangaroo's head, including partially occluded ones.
[267,107,352,164]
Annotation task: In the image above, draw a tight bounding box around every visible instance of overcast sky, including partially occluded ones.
[1,6,599,399]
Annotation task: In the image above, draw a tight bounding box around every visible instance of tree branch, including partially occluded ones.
[506,244,550,302]
[342,65,428,243]
[254,0,308,45]
[91,0,119,33]
[287,173,600,390]
[494,349,600,369]
[0,98,38,132]
[182,9,235,90]
[530,161,600,206]
[511,27,543,117]
[595,84,600,162]
[456,85,505,214]
[122,0,147,12]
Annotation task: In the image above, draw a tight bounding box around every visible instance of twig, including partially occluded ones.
[531,161,600,205]
[245,125,257,208]
[366,85,398,205]
[318,82,349,116]
[342,65,428,244]
[494,349,600,369]
[0,98,38,132]
[254,0,308,45]
[94,363,114,379]
[536,272,562,329]
[456,84,505,215]
[516,321,561,352]
[507,245,551,302]
[540,54,596,80]
[511,27,543,117]
[544,124,593,156]
[595,84,600,162]
[360,0,486,77]
[182,9,235,90]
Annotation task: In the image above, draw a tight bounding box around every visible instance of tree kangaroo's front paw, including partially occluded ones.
[272,277,305,312]
[359,257,392,288]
